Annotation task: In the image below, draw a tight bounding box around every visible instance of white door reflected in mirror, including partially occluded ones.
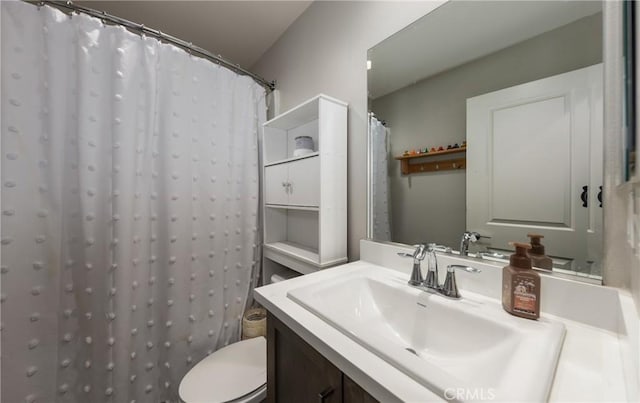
[466,64,603,274]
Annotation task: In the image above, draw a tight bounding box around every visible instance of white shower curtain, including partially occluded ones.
[370,115,392,241]
[1,2,265,402]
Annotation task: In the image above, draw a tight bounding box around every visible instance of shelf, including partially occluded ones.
[264,152,319,167]
[264,241,348,275]
[264,241,319,264]
[265,204,319,212]
[263,94,348,130]
[262,259,302,284]
[395,146,466,175]
[261,94,348,275]
[395,146,466,160]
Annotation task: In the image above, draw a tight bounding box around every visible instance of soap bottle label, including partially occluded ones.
[512,278,537,315]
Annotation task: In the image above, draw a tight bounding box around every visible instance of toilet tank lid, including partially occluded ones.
[179,336,266,403]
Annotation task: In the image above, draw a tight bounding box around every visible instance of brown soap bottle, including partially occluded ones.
[527,233,553,271]
[502,242,541,320]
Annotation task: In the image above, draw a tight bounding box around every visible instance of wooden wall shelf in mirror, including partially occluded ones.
[395,147,466,175]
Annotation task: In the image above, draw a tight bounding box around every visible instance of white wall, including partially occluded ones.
[252,1,444,260]
[601,1,640,391]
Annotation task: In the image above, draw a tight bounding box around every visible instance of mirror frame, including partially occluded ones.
[623,0,637,182]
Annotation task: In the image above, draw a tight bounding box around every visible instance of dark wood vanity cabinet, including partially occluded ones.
[267,313,378,403]
[342,376,379,403]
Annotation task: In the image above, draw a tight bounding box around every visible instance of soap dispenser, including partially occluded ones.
[527,233,553,271]
[502,242,540,320]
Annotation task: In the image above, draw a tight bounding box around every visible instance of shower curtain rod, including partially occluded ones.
[29,0,277,92]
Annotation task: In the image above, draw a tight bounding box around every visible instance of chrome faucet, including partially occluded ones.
[423,243,439,289]
[400,244,481,299]
[459,231,489,256]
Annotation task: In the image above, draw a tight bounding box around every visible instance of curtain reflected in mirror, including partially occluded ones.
[369,113,392,242]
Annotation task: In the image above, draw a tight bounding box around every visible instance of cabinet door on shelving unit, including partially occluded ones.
[288,156,320,207]
[265,163,289,205]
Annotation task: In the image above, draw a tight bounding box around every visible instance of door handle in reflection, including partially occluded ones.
[580,185,588,208]
[597,185,603,208]
[318,387,334,402]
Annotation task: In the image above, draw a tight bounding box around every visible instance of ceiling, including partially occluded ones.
[77,1,312,69]
[368,0,603,99]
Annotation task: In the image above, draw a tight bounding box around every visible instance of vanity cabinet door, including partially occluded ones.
[267,313,342,403]
[343,376,378,403]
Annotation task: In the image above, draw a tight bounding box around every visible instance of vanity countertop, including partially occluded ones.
[254,258,632,402]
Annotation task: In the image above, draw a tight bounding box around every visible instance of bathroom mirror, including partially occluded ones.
[367,0,604,280]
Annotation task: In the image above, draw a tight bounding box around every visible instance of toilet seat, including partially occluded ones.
[179,336,266,403]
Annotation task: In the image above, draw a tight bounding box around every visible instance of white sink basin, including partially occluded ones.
[287,265,565,402]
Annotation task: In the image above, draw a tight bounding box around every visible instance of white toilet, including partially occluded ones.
[179,336,267,403]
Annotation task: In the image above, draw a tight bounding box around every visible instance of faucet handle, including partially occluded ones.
[398,244,427,286]
[447,265,481,273]
[396,244,427,260]
[412,244,428,260]
[429,243,451,253]
[441,265,481,299]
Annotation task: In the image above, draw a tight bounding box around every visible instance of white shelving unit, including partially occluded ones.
[262,94,348,276]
